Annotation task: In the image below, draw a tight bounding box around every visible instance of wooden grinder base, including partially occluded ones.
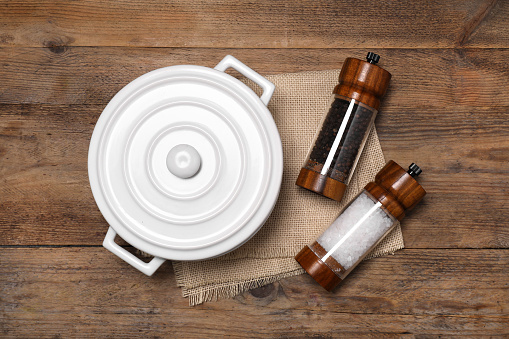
[295,245,343,292]
[296,167,347,202]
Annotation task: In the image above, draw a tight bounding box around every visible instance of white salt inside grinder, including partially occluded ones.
[317,192,395,271]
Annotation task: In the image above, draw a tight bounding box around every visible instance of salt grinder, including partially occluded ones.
[296,52,392,201]
[295,161,426,291]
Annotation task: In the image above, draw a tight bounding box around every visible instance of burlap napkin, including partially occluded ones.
[172,69,404,305]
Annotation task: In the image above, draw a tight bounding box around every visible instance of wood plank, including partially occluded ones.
[1,48,509,109]
[0,0,506,49]
[0,101,508,248]
[1,49,508,247]
[1,248,508,337]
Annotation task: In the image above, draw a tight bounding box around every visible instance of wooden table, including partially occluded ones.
[1,1,508,337]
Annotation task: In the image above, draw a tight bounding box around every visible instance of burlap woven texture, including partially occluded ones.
[173,69,405,305]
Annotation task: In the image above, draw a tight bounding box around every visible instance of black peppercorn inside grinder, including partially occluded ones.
[296,52,392,201]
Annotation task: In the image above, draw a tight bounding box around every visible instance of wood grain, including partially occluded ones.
[0,103,508,248]
[1,48,509,110]
[1,248,508,337]
[1,0,508,336]
[0,0,506,49]
[462,0,509,47]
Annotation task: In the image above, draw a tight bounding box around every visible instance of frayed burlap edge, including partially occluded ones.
[173,262,304,306]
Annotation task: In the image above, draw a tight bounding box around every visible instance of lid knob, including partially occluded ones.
[166,144,201,179]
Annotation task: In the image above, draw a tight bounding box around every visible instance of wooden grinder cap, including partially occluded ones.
[365,161,427,220]
[334,52,392,110]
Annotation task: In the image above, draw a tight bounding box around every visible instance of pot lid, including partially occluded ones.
[89,56,283,261]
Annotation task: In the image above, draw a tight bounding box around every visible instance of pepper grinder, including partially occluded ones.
[296,52,392,201]
[295,161,426,291]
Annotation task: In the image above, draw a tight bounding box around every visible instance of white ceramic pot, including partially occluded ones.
[88,55,283,276]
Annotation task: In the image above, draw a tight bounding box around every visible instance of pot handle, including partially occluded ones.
[103,227,165,276]
[214,55,275,106]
